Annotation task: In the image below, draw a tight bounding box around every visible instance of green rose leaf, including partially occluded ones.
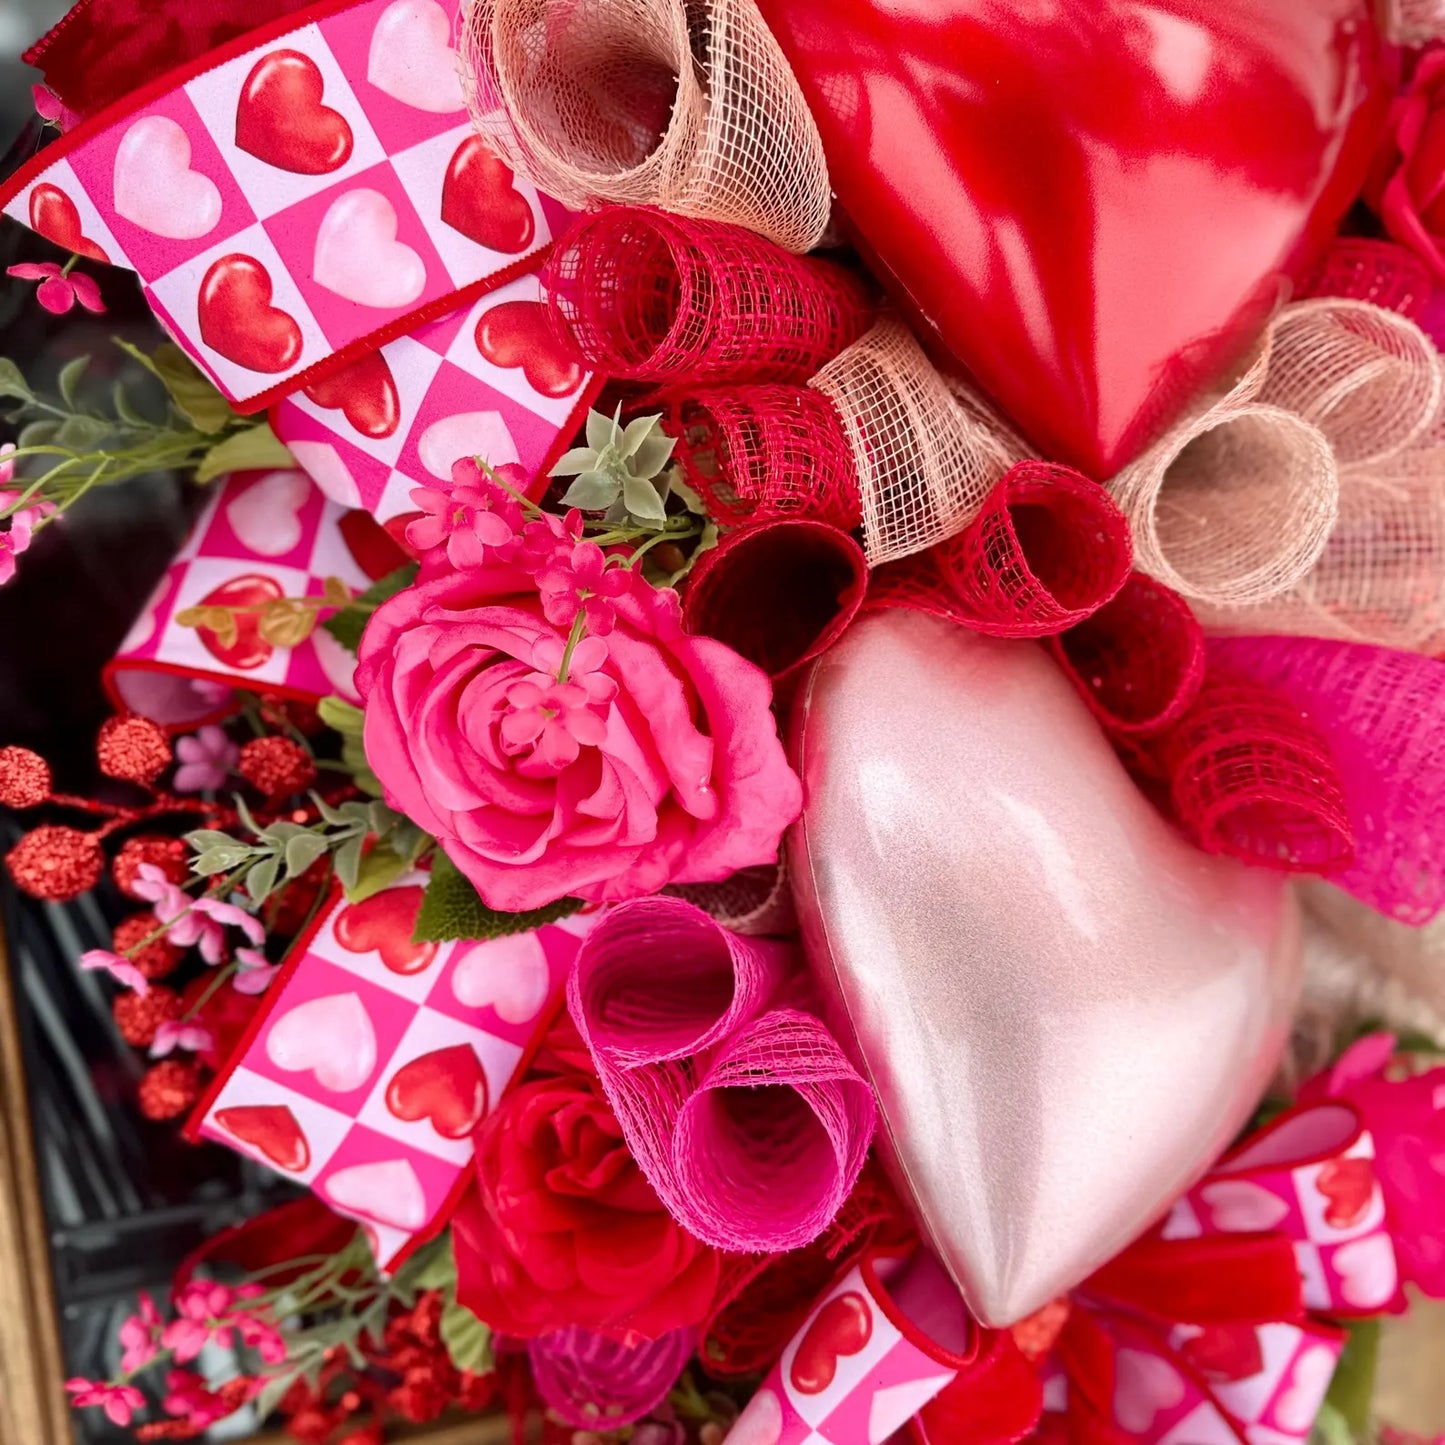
[413,852,582,943]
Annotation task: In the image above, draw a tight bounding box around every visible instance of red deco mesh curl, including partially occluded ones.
[1048,573,1206,739]
[544,206,875,384]
[862,550,977,629]
[699,1161,915,1379]
[1211,635,1445,925]
[1156,665,1354,874]
[668,385,862,529]
[1297,238,1435,321]
[682,519,868,686]
[932,461,1133,637]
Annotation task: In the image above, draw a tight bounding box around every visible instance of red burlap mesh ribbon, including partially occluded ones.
[1155,665,1355,874]
[668,385,863,530]
[667,861,797,937]
[544,206,874,384]
[460,0,831,250]
[1298,239,1435,321]
[681,519,868,684]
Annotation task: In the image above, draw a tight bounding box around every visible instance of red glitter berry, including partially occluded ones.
[238,737,317,798]
[96,715,172,785]
[112,834,190,899]
[6,825,104,900]
[113,985,183,1047]
[0,746,51,808]
[112,912,184,980]
[138,1059,204,1120]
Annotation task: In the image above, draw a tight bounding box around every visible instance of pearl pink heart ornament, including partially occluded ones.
[789,611,1301,1326]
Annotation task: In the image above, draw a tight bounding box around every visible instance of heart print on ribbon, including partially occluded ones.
[191,877,594,1268]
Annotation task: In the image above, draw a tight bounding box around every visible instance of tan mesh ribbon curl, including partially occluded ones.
[809,320,1019,566]
[1197,300,1445,651]
[1384,0,1445,44]
[459,0,831,252]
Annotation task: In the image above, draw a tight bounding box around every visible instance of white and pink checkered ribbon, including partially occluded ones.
[0,0,572,413]
[104,468,397,726]
[189,875,598,1268]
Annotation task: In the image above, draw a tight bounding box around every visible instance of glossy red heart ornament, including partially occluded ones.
[199,254,303,374]
[303,352,401,440]
[333,886,437,975]
[385,1044,490,1139]
[475,299,585,398]
[753,0,1389,475]
[215,1103,311,1172]
[442,135,536,253]
[236,50,354,175]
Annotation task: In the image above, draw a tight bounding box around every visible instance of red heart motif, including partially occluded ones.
[755,0,1388,475]
[789,1291,872,1395]
[303,352,401,440]
[382,511,424,559]
[1315,1156,1376,1230]
[441,135,535,253]
[338,509,410,581]
[236,49,354,175]
[1177,1323,1265,1384]
[215,1104,311,1172]
[199,254,303,374]
[475,299,583,398]
[333,886,438,975]
[28,183,110,264]
[386,1044,490,1139]
[195,573,284,670]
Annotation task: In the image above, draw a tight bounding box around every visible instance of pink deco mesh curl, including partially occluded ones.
[668,384,862,529]
[1048,573,1207,739]
[809,319,1018,566]
[681,519,868,685]
[528,1326,693,1429]
[543,206,875,383]
[1210,635,1445,925]
[1298,238,1435,321]
[460,0,832,251]
[568,897,877,1252]
[931,461,1133,637]
[1156,663,1354,874]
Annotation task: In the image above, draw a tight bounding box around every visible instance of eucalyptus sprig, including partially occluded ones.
[0,340,293,525]
[177,576,353,651]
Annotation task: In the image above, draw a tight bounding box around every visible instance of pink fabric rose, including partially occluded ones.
[1373,50,1445,277]
[355,556,801,911]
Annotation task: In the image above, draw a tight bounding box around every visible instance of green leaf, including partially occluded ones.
[406,1235,457,1294]
[322,563,418,653]
[246,852,281,904]
[253,1365,306,1421]
[550,444,601,478]
[1324,1318,1378,1436]
[284,831,330,879]
[342,841,412,904]
[53,413,111,451]
[17,419,60,450]
[413,852,582,943]
[0,358,33,403]
[57,357,88,409]
[111,381,150,429]
[192,844,256,875]
[560,470,620,511]
[195,422,294,484]
[586,407,617,453]
[334,833,365,893]
[1310,1402,1355,1445]
[439,1296,493,1375]
[152,343,235,434]
[668,468,705,515]
[318,695,366,738]
[622,472,667,523]
[632,428,677,479]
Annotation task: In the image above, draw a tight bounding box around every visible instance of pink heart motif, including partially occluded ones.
[325,1158,427,1230]
[266,992,377,1092]
[288,439,362,509]
[366,0,466,113]
[112,116,222,240]
[726,1387,783,1445]
[1272,1345,1341,1433]
[225,469,312,556]
[313,189,426,308]
[451,933,552,1024]
[1331,1233,1399,1310]
[418,412,520,480]
[1198,1180,1291,1235]
[868,1376,958,1443]
[1113,1348,1187,1434]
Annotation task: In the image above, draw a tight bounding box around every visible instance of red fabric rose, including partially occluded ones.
[453,1069,720,1339]
[1373,49,1445,277]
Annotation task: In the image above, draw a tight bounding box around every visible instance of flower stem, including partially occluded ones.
[555,612,588,685]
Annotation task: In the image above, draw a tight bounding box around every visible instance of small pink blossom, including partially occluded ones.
[31,85,79,131]
[80,949,151,997]
[7,261,104,316]
[515,507,585,572]
[174,725,238,792]
[236,1313,287,1364]
[232,947,279,995]
[150,1019,215,1059]
[66,1380,145,1426]
[408,460,529,572]
[118,1293,163,1373]
[0,472,54,588]
[162,1282,237,1362]
[535,540,635,635]
[161,1370,232,1427]
[193,895,265,947]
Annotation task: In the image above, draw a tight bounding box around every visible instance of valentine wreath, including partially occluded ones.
[2,0,1445,1442]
